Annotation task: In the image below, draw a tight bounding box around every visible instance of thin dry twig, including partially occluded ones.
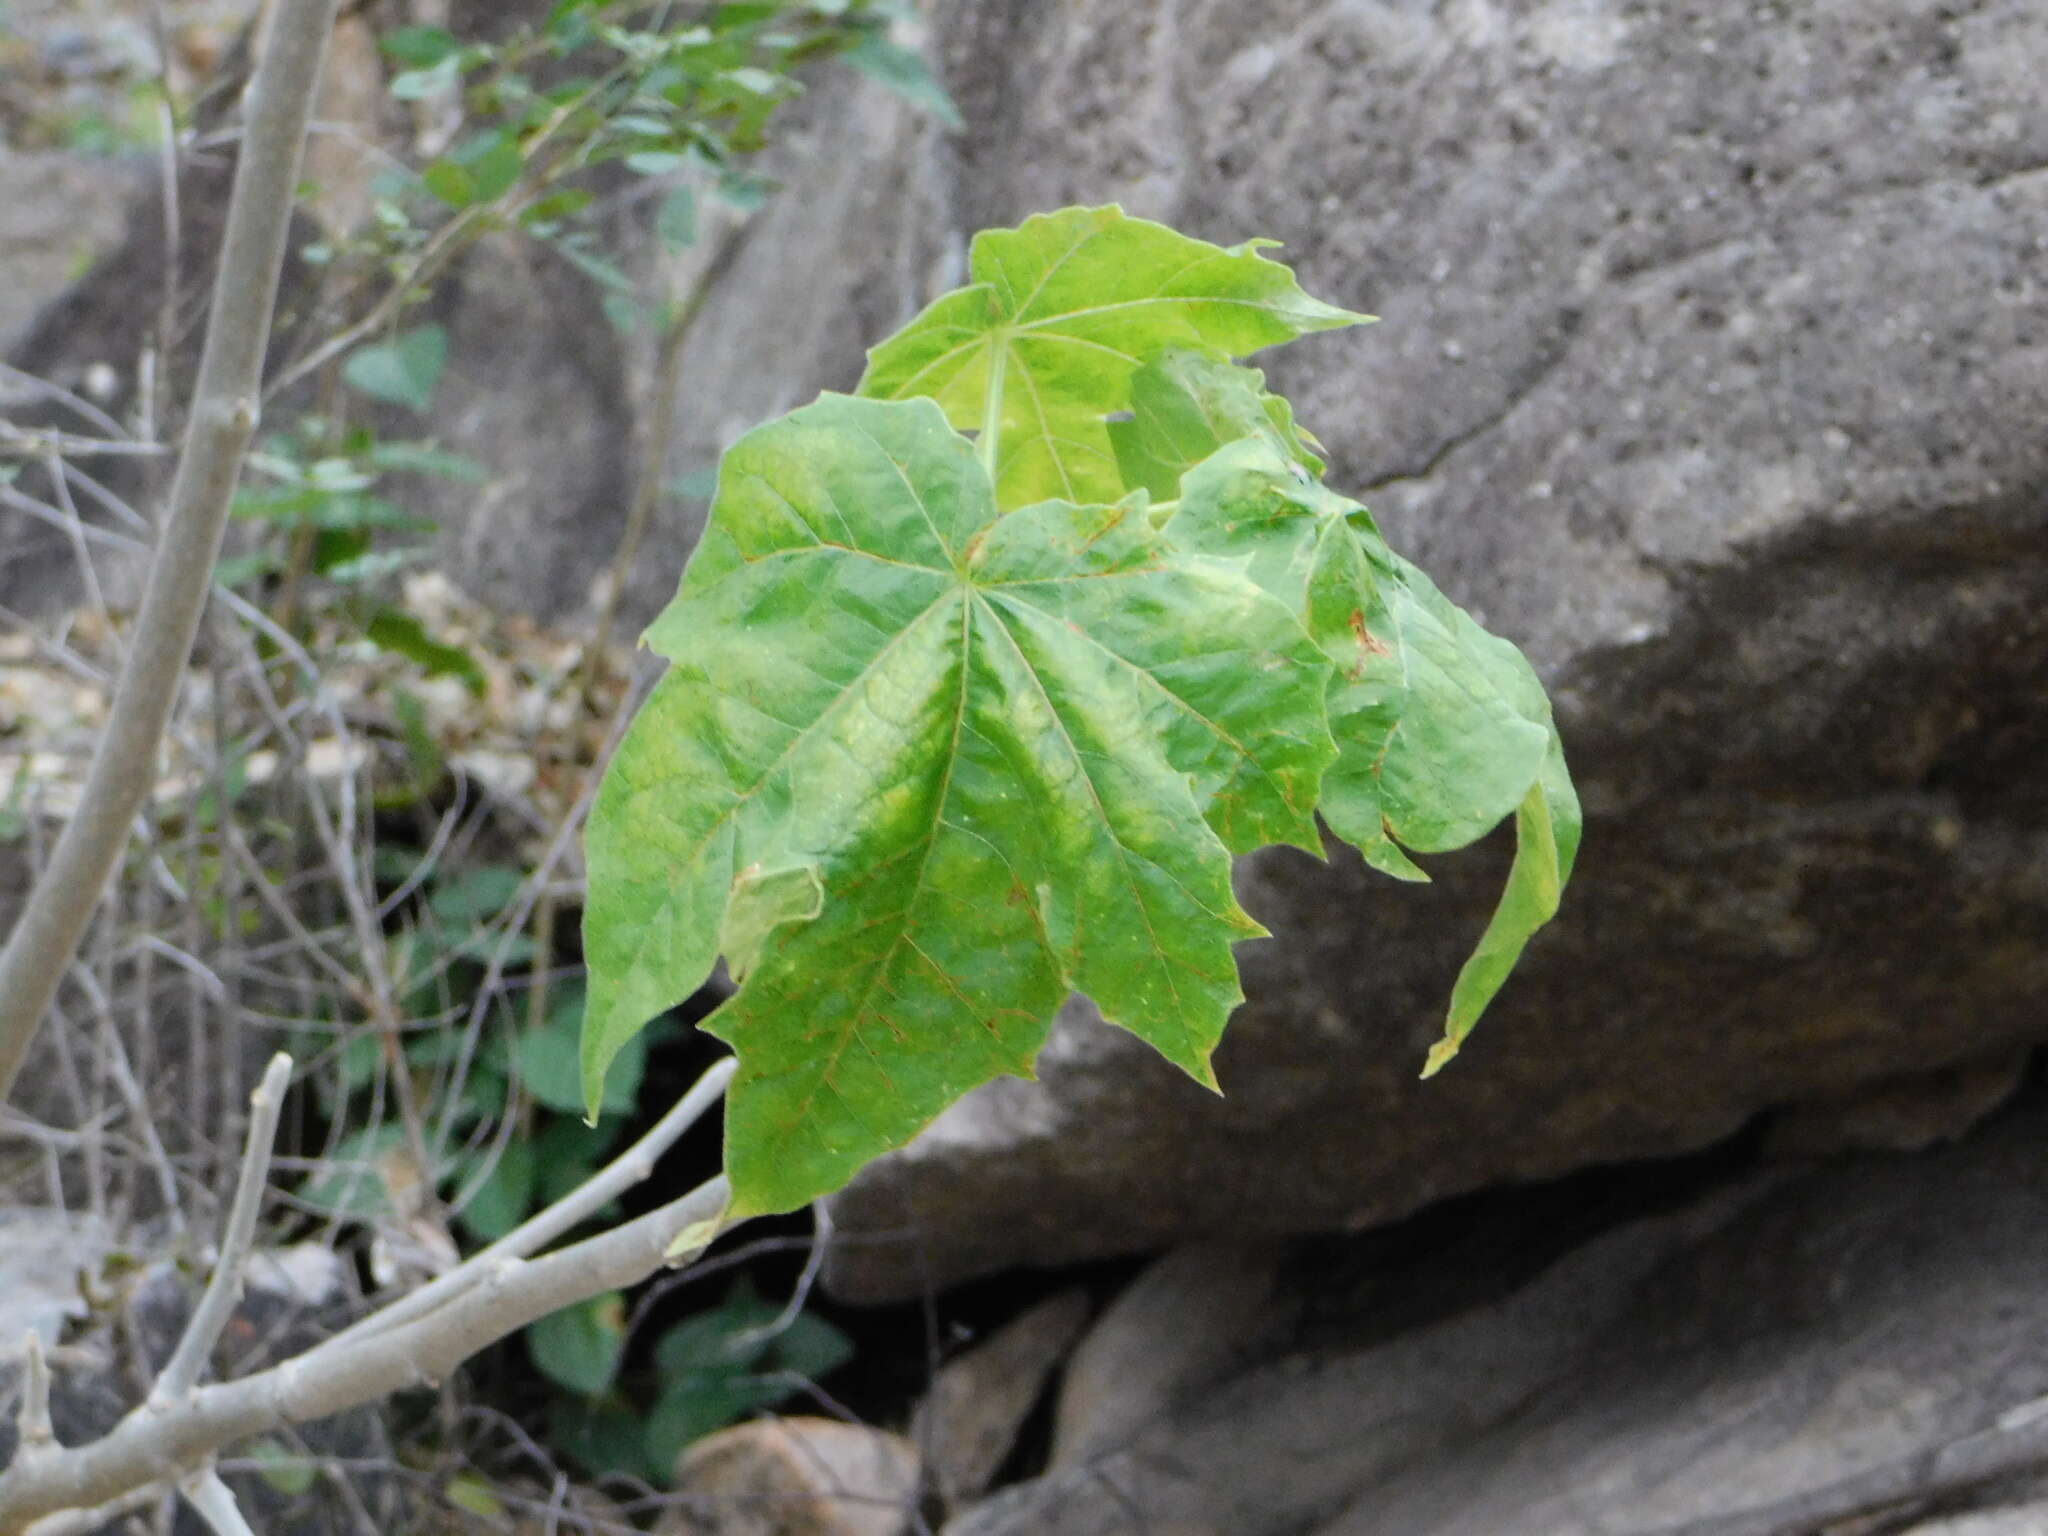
[13,1335,52,1459]
[357,1055,735,1343]
[152,1055,293,1407]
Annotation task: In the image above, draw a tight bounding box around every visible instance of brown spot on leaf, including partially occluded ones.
[1348,609,1390,677]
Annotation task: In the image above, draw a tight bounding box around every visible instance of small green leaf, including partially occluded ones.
[625,149,688,176]
[641,1284,853,1465]
[443,1476,505,1521]
[860,205,1367,509]
[601,293,644,335]
[657,186,698,249]
[342,326,448,413]
[365,609,487,696]
[714,173,773,211]
[381,26,460,68]
[389,56,459,101]
[245,1439,317,1497]
[452,130,523,204]
[554,242,634,293]
[366,441,488,482]
[582,394,1334,1213]
[426,865,523,924]
[420,158,477,209]
[842,35,963,128]
[454,1138,537,1242]
[722,66,786,96]
[298,1125,414,1218]
[764,1310,856,1382]
[214,552,280,588]
[528,1293,626,1396]
[317,546,419,585]
[547,1398,660,1483]
[646,1373,784,1465]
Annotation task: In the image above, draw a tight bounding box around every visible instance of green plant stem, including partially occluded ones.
[0,0,342,1106]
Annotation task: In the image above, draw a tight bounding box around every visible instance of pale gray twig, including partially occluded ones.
[356,1055,735,1343]
[177,1470,254,1536]
[14,1334,52,1458]
[151,1055,293,1407]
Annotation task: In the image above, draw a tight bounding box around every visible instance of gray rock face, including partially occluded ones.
[810,0,2048,1299]
[947,1092,2048,1536]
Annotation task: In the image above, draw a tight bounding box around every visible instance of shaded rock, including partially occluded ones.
[913,1287,1091,1513]
[1313,1091,2048,1536]
[1051,1246,1281,1469]
[806,0,2048,1300]
[662,1417,919,1536]
[1764,1049,2030,1159]
[947,1179,1769,1536]
[0,152,136,353]
[947,1089,2048,1536]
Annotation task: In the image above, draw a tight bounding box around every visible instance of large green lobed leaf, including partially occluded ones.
[585,208,1581,1214]
[858,205,1366,509]
[582,393,1334,1215]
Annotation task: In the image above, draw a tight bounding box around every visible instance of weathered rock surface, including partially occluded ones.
[809,0,2048,1299]
[1050,1245,1282,1469]
[946,1088,2048,1536]
[913,1287,1092,1513]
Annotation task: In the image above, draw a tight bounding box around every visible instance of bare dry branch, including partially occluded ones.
[0,1175,733,1531]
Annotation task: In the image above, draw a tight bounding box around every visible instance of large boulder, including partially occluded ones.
[805,0,2048,1298]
